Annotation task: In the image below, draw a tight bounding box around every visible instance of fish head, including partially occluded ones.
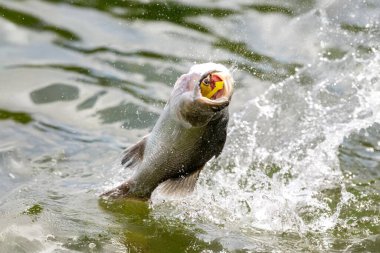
[169,63,234,127]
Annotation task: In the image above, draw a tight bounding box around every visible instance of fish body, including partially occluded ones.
[102,63,234,199]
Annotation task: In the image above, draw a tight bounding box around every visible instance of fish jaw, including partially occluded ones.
[191,64,234,102]
[169,63,234,127]
[195,70,234,110]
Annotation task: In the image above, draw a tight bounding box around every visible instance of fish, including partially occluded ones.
[101,62,234,200]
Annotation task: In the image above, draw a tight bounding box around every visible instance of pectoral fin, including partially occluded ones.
[121,135,148,168]
[155,167,203,197]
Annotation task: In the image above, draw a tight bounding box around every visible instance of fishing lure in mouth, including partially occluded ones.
[200,73,224,99]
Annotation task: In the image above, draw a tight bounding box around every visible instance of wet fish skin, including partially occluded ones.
[102,63,234,199]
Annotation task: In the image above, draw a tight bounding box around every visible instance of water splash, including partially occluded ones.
[151,42,380,251]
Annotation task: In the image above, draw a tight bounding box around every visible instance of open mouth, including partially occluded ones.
[199,71,228,100]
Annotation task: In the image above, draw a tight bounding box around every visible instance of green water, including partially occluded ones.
[0,0,379,252]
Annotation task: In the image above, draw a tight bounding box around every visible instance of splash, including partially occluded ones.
[151,46,380,248]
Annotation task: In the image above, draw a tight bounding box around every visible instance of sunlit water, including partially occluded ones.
[0,0,379,252]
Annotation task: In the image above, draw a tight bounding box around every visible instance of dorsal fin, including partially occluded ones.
[121,135,148,168]
[154,167,203,197]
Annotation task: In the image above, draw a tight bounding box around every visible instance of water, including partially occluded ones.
[0,0,379,252]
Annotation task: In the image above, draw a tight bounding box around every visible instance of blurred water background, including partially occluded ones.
[0,0,379,252]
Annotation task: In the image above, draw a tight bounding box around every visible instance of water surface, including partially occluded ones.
[0,0,379,252]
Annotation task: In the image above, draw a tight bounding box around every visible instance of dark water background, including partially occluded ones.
[0,0,379,252]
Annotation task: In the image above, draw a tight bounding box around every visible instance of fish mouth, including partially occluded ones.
[195,70,234,110]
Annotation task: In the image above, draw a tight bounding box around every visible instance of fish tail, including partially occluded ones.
[100,181,131,199]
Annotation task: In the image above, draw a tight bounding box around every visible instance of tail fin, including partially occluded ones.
[101,182,130,199]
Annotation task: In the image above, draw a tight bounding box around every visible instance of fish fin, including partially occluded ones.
[121,135,148,168]
[100,181,131,199]
[155,168,203,197]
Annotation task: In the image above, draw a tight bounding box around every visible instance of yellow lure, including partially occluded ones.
[200,80,224,99]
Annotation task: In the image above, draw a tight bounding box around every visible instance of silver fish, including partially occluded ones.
[102,63,234,199]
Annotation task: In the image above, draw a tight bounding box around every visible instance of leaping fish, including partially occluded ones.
[102,63,234,199]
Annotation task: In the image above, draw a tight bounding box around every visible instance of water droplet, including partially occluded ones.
[46,234,55,241]
[89,242,96,249]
